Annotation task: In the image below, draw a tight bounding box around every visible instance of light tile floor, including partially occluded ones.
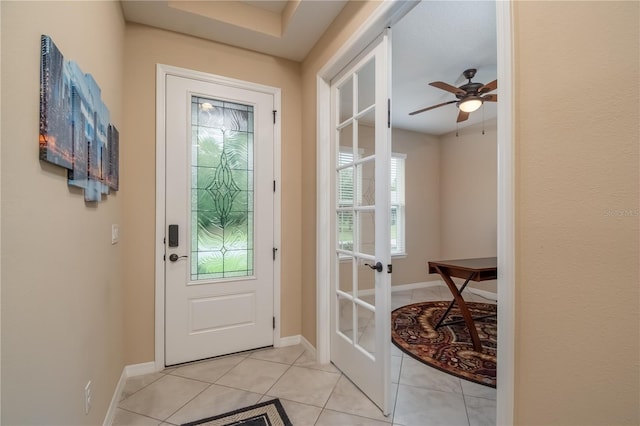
[113,285,496,426]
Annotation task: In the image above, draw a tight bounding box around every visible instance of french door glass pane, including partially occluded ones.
[338,255,354,294]
[337,211,354,251]
[338,77,354,124]
[190,96,254,280]
[338,295,354,342]
[357,258,376,305]
[357,161,375,206]
[357,109,376,158]
[358,210,375,256]
[356,303,375,357]
[357,58,375,113]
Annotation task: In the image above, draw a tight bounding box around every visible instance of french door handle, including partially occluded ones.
[364,262,383,272]
[169,253,188,262]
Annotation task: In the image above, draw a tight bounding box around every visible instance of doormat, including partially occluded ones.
[181,399,292,426]
[392,300,497,387]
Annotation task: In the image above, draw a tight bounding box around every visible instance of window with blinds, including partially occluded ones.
[338,150,406,256]
[390,154,406,255]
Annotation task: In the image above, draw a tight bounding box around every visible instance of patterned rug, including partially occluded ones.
[181,399,292,426]
[392,300,497,388]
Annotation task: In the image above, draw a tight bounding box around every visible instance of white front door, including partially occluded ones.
[164,73,276,366]
[330,32,392,414]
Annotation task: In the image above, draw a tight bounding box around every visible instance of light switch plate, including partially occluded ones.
[111,224,119,244]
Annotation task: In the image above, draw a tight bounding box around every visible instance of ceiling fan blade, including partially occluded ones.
[457,110,469,123]
[479,79,497,94]
[482,94,497,102]
[409,100,457,116]
[429,81,465,95]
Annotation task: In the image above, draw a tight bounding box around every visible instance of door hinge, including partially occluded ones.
[387,264,392,273]
[273,247,278,260]
[273,110,277,124]
[273,316,276,329]
[387,99,391,128]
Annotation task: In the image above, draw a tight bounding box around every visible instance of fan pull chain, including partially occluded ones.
[482,105,486,135]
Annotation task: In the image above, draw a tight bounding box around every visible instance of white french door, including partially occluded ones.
[330,32,392,414]
[164,73,276,366]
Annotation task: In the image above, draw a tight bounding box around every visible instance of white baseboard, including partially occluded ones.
[392,280,498,301]
[125,361,157,377]
[391,281,441,292]
[103,361,158,425]
[358,281,440,298]
[276,334,301,347]
[466,287,498,301]
[103,368,128,426]
[299,335,316,356]
[275,334,316,359]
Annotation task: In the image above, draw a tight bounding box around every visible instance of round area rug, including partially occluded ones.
[391,300,497,388]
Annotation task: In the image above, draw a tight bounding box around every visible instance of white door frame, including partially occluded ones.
[155,64,282,370]
[315,1,515,424]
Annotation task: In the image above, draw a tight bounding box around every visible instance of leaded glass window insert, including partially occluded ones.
[191,96,254,280]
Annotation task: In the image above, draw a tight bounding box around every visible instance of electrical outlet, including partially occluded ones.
[84,381,92,414]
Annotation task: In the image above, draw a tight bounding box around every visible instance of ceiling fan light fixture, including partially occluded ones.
[458,97,483,113]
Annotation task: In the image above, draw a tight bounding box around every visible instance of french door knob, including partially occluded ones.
[364,262,383,272]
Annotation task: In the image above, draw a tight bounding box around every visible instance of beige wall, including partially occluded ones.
[513,2,639,424]
[122,24,302,364]
[1,1,125,424]
[391,128,441,286]
[440,120,497,293]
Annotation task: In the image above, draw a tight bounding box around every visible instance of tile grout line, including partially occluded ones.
[313,370,344,426]
[460,389,472,426]
[156,349,306,424]
[117,373,165,405]
[115,406,166,424]
[162,382,214,424]
[259,354,299,399]
[390,354,405,425]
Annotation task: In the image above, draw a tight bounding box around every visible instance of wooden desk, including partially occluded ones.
[427,257,497,352]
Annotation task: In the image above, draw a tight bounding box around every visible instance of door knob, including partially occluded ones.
[169,253,188,262]
[364,262,383,272]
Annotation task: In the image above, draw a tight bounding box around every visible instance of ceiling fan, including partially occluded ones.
[409,68,497,123]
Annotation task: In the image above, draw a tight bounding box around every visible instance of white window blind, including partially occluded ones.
[390,154,406,255]
[338,151,354,205]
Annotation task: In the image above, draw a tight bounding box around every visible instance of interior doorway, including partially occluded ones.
[316,0,515,423]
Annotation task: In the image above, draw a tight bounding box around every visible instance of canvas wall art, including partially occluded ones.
[40,35,119,202]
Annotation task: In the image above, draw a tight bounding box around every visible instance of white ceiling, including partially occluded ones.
[120,0,348,62]
[392,1,497,135]
[120,0,497,136]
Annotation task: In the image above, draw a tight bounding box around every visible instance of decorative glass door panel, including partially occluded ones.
[190,96,254,281]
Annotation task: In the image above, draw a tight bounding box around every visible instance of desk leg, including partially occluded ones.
[434,266,482,352]
[434,277,472,329]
